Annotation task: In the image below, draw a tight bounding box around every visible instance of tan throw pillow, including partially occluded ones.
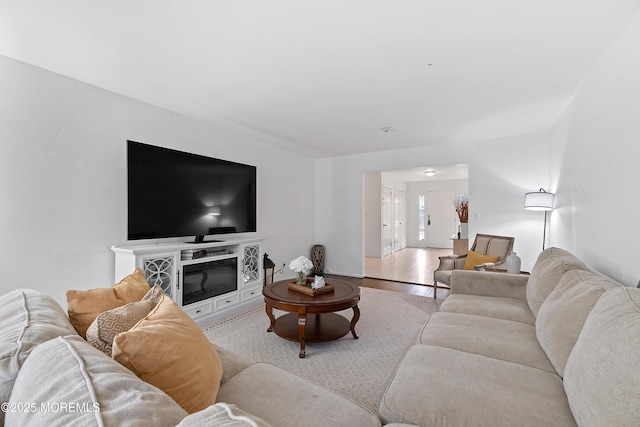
[66,268,151,338]
[112,293,223,414]
[86,285,164,356]
[463,250,500,270]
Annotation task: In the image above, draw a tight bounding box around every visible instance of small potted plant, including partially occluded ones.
[289,256,313,285]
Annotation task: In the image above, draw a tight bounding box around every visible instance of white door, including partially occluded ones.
[394,190,407,251]
[426,191,456,249]
[382,186,393,256]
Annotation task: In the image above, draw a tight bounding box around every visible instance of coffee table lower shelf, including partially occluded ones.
[272,313,351,343]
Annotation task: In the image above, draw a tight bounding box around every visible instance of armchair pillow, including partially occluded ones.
[66,268,151,338]
[112,293,223,414]
[463,250,500,270]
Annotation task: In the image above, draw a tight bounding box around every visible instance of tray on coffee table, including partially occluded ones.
[288,281,335,296]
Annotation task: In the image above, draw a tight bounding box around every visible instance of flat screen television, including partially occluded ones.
[127,140,256,242]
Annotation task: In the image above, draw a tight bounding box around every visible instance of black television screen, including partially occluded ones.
[127,140,256,241]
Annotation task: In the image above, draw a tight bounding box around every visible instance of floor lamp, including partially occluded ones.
[524,188,555,250]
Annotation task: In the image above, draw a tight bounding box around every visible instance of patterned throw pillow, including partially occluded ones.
[86,285,163,356]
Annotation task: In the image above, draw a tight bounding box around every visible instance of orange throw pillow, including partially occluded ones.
[112,293,223,414]
[66,268,151,338]
[463,250,500,270]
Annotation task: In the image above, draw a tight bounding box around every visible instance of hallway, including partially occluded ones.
[364,247,452,286]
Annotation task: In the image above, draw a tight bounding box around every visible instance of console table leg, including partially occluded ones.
[266,305,275,332]
[350,305,360,339]
[297,312,307,358]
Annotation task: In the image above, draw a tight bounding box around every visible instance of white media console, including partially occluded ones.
[112,237,264,321]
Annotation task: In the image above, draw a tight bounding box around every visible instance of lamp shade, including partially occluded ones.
[207,206,221,216]
[524,190,554,211]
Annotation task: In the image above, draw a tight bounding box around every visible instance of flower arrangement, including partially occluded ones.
[290,256,313,285]
[453,195,469,223]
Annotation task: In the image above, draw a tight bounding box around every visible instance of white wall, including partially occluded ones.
[549,10,640,286]
[0,55,315,306]
[363,172,382,257]
[315,133,551,277]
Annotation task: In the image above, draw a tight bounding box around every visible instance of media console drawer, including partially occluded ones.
[183,301,213,319]
[214,292,240,310]
[242,285,262,301]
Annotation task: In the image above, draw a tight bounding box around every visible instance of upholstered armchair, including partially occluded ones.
[432,233,515,298]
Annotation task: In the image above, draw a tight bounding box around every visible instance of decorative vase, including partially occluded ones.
[311,244,325,275]
[506,252,521,274]
[296,271,306,285]
[459,223,469,239]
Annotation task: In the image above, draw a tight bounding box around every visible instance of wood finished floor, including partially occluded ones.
[327,248,453,299]
[325,275,449,299]
[365,247,451,286]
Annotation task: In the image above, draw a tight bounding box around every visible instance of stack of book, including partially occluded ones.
[181,249,208,260]
[206,248,230,256]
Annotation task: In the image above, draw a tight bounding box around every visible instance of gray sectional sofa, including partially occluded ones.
[0,288,381,427]
[3,247,638,426]
[380,247,640,426]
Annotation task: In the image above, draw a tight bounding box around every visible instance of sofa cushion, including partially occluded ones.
[564,287,640,427]
[67,268,151,338]
[463,250,500,270]
[0,288,77,425]
[526,248,587,317]
[439,294,536,325]
[216,363,381,427]
[86,285,163,356]
[380,345,577,427]
[536,270,621,377]
[112,293,223,414]
[177,403,272,427]
[5,335,187,427]
[419,312,555,373]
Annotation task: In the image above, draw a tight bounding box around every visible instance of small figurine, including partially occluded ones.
[311,275,325,289]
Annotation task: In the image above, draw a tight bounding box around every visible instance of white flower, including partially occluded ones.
[289,256,313,273]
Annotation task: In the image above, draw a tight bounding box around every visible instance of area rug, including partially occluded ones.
[201,287,441,414]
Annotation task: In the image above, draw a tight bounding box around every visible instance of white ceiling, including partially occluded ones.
[1,1,639,158]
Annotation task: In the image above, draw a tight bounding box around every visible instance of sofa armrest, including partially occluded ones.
[212,344,252,384]
[450,270,529,300]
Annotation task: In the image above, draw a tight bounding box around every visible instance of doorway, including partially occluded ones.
[363,165,468,284]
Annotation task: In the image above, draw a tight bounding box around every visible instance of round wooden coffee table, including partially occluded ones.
[263,278,361,358]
